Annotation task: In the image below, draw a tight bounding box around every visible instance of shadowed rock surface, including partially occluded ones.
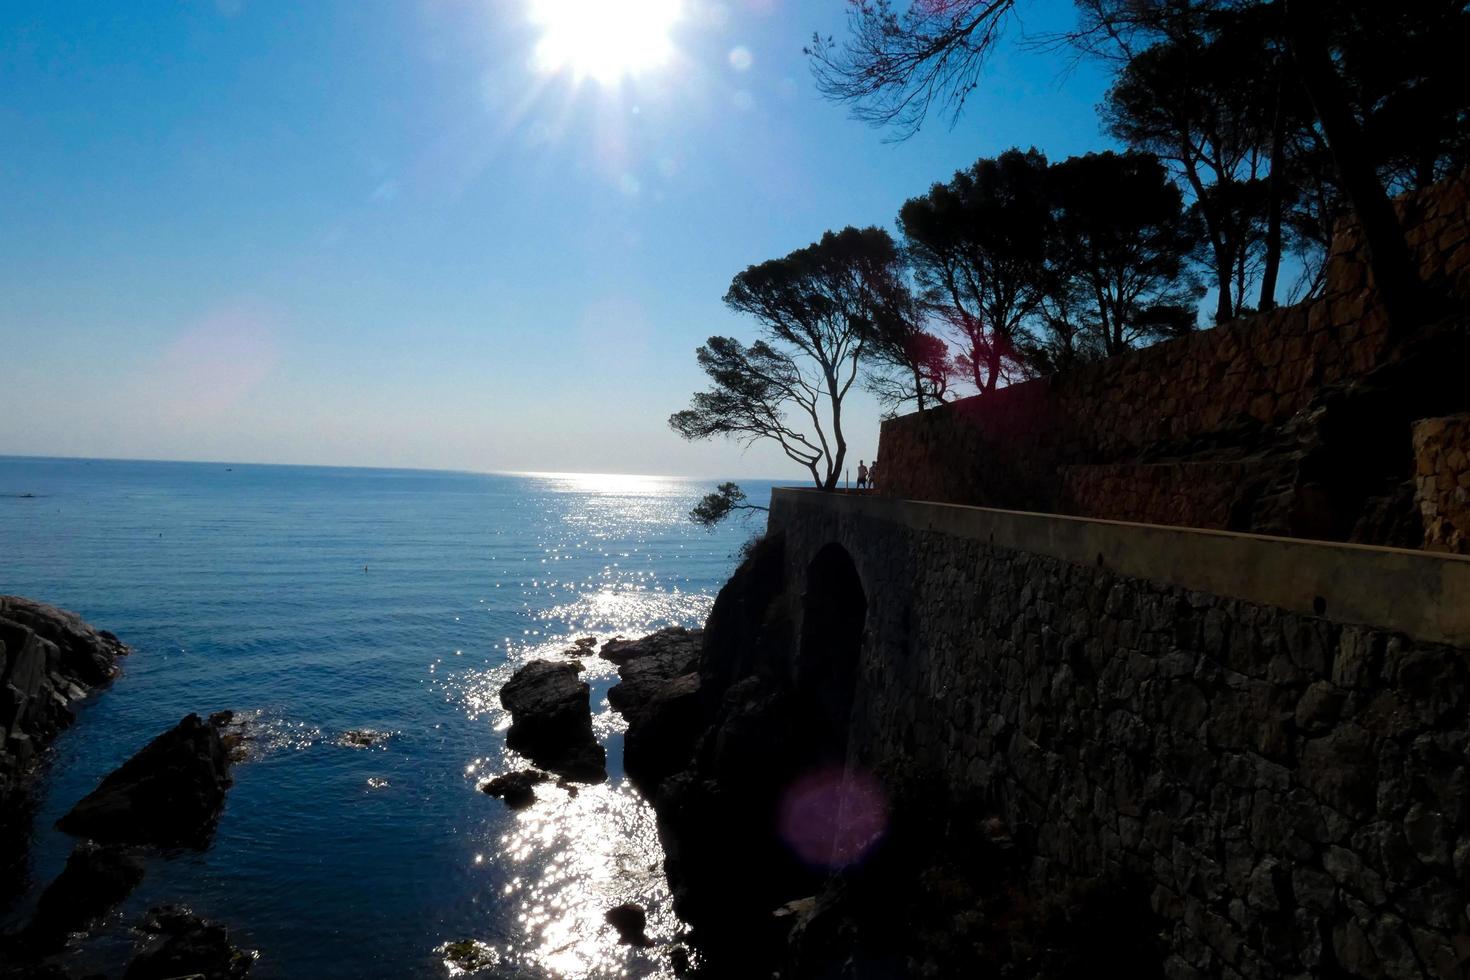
[23,842,145,951]
[56,713,234,849]
[499,660,606,783]
[600,627,702,793]
[124,906,253,980]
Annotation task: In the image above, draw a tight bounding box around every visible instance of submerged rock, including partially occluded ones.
[25,842,146,949]
[124,906,253,980]
[56,713,234,848]
[440,938,498,974]
[499,660,605,783]
[481,769,550,810]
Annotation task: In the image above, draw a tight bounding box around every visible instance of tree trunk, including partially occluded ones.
[827,380,846,491]
[1260,55,1288,312]
[1284,0,1425,333]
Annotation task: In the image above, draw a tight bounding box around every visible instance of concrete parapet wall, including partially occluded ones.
[768,488,1470,979]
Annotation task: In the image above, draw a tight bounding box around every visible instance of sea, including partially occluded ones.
[0,456,775,979]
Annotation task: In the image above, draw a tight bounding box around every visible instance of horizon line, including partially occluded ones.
[0,452,792,484]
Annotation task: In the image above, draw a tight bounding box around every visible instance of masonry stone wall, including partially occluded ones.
[1415,415,1470,555]
[769,493,1470,980]
[879,171,1470,531]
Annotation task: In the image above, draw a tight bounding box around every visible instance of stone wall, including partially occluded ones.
[768,491,1470,980]
[1060,460,1272,530]
[878,171,1470,535]
[1415,415,1470,554]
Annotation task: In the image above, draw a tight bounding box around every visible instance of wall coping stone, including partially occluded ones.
[770,488,1470,647]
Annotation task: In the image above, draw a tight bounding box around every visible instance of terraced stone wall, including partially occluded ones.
[878,171,1470,531]
[1415,414,1470,554]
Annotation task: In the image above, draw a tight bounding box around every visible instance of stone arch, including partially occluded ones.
[797,542,868,759]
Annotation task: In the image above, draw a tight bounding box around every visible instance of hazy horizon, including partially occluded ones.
[0,450,793,483]
[1,2,1111,478]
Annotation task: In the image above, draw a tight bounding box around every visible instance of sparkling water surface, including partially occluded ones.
[0,457,773,979]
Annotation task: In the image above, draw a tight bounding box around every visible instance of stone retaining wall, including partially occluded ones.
[1415,415,1470,554]
[769,490,1470,980]
[878,171,1470,533]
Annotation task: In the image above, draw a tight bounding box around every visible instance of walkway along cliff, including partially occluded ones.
[612,172,1470,977]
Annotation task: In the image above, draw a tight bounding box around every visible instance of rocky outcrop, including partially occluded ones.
[0,597,129,899]
[124,906,253,980]
[481,769,551,810]
[604,902,653,947]
[56,713,235,849]
[499,660,606,783]
[0,598,129,812]
[600,627,702,793]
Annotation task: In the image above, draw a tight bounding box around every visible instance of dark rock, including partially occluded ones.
[56,713,234,848]
[601,627,704,794]
[439,939,497,973]
[0,596,129,689]
[499,660,605,783]
[0,599,129,902]
[26,842,145,948]
[338,728,392,749]
[140,904,201,934]
[605,903,654,947]
[124,906,252,980]
[481,770,550,810]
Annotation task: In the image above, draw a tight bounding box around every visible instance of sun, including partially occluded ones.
[529,0,682,85]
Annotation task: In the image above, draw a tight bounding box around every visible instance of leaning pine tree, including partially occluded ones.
[671,226,898,523]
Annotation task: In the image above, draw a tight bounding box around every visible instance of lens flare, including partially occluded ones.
[778,767,888,869]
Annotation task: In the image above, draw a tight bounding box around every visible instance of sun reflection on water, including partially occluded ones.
[484,781,682,977]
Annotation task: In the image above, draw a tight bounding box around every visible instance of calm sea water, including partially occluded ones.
[0,457,772,979]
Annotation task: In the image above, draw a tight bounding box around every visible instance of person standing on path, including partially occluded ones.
[869,457,878,491]
[856,460,869,490]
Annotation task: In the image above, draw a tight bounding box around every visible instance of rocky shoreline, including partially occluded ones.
[0,596,131,898]
[0,599,254,980]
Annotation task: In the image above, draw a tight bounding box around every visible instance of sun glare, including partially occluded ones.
[529,0,682,84]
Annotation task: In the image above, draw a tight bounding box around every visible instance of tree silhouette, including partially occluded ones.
[689,482,768,528]
[1098,8,1278,322]
[898,148,1053,394]
[807,0,1018,139]
[671,227,898,491]
[863,279,953,414]
[1048,151,1203,356]
[807,0,1461,332]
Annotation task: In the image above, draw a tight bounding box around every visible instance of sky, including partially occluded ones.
[0,0,1115,479]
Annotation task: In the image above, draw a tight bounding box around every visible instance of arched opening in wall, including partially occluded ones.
[798,543,867,760]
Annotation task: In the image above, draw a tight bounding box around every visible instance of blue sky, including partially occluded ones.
[0,1,1114,479]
